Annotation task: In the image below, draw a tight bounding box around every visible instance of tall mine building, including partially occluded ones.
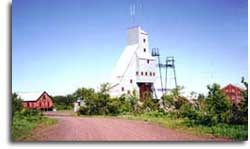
[109,26,157,101]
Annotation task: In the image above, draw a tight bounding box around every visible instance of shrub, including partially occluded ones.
[174,96,189,110]
[141,98,158,112]
[107,97,121,115]
[161,88,189,111]
[195,111,218,126]
[235,77,248,124]
[161,94,175,111]
[11,109,43,140]
[77,106,89,115]
[206,83,231,124]
[179,103,197,120]
[20,108,41,117]
[12,93,23,115]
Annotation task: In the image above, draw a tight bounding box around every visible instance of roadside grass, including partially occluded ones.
[118,113,248,141]
[11,113,57,141]
[50,110,77,116]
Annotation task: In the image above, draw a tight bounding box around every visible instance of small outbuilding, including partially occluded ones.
[19,91,53,111]
[73,99,85,112]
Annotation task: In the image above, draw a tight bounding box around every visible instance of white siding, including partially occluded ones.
[110,26,157,98]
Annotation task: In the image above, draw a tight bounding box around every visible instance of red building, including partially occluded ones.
[222,84,243,104]
[21,91,53,111]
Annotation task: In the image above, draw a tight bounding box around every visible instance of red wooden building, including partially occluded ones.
[21,91,53,111]
[222,84,243,104]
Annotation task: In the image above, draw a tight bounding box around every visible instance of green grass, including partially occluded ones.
[11,113,57,141]
[119,113,248,141]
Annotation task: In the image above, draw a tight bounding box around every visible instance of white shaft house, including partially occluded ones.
[109,26,157,101]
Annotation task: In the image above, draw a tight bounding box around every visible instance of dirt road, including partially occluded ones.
[30,112,230,141]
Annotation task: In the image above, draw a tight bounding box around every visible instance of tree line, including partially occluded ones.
[50,78,248,126]
[162,77,248,126]
[11,77,248,140]
[75,78,248,126]
[12,77,248,127]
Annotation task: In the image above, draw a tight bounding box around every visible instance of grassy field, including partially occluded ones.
[119,113,248,141]
[11,113,57,141]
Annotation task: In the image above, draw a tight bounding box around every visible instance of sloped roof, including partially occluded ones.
[222,84,244,91]
[110,44,138,84]
[18,91,49,102]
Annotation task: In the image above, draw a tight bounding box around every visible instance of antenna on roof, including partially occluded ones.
[130,4,136,25]
[129,0,143,26]
[137,0,143,26]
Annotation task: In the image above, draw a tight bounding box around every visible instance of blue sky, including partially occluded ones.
[13,0,248,95]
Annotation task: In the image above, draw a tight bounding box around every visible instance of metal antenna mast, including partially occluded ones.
[130,4,136,25]
[130,1,143,26]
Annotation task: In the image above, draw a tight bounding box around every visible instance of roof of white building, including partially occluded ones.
[110,44,138,84]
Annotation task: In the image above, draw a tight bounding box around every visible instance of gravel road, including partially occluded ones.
[30,112,230,141]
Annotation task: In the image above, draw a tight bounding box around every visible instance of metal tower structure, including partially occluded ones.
[152,48,165,95]
[151,48,161,99]
[165,56,177,94]
[152,49,178,96]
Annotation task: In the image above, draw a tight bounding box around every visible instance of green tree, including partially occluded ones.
[162,94,174,107]
[73,87,96,101]
[126,94,138,112]
[53,94,75,110]
[193,93,206,110]
[12,93,23,115]
[179,102,197,120]
[197,93,205,101]
[100,83,111,95]
[73,87,98,115]
[229,77,248,124]
[240,77,248,122]
[174,96,189,110]
[161,86,189,111]
[206,83,231,123]
[107,97,122,115]
[96,92,110,115]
